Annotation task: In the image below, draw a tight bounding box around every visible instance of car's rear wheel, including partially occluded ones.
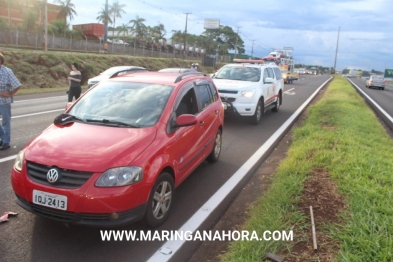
[271,92,281,112]
[249,99,263,125]
[144,172,174,227]
[206,129,222,163]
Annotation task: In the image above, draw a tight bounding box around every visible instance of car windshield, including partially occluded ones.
[215,66,261,82]
[101,67,134,76]
[69,81,173,127]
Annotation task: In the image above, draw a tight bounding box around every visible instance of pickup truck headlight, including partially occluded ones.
[14,151,25,172]
[95,167,143,187]
[241,89,256,98]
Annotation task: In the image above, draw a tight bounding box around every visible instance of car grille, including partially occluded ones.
[219,90,238,94]
[18,196,74,222]
[27,162,94,189]
[221,97,236,102]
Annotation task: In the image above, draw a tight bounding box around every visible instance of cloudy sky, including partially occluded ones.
[59,0,392,71]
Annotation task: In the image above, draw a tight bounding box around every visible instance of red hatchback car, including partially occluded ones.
[11,71,224,227]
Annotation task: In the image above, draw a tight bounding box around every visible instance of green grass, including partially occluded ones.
[220,76,393,261]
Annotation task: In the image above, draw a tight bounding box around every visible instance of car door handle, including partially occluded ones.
[199,121,204,126]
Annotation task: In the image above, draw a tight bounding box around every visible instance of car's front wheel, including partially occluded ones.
[249,99,263,125]
[206,129,222,163]
[144,172,174,227]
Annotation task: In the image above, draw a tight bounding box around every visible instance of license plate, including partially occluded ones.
[32,189,67,210]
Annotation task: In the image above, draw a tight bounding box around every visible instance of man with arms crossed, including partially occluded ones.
[0,52,21,150]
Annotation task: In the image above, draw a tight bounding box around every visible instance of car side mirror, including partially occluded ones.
[264,77,274,84]
[174,114,197,128]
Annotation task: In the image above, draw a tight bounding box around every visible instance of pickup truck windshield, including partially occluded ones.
[215,67,261,82]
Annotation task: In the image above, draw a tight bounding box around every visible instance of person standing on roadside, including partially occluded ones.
[68,62,82,102]
[0,52,21,150]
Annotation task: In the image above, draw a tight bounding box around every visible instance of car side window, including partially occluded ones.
[195,84,214,110]
[267,68,275,79]
[208,83,218,102]
[175,87,199,117]
[263,68,270,82]
[273,67,283,80]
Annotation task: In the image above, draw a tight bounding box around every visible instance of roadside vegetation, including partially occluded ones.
[1,48,222,93]
[221,76,393,261]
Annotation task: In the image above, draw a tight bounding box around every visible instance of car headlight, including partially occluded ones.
[95,167,143,187]
[241,89,256,98]
[14,150,25,172]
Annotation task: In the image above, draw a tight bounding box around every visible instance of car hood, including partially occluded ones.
[213,79,259,90]
[24,123,157,172]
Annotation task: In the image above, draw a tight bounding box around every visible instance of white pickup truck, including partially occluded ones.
[212,59,284,125]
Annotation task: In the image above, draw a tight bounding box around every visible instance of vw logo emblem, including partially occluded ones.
[47,168,59,183]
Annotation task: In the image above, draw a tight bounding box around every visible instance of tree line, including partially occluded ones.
[0,0,245,55]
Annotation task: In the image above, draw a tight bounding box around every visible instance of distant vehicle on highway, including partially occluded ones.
[366,75,386,90]
[87,66,147,88]
[212,59,284,125]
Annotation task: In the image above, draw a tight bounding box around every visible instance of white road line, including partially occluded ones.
[14,95,67,103]
[146,77,332,262]
[0,155,16,163]
[284,88,295,93]
[11,109,64,119]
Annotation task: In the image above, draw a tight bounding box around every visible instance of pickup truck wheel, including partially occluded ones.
[249,100,263,125]
[206,129,222,163]
[144,173,174,227]
[271,93,281,112]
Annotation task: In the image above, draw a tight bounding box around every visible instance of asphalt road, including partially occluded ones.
[348,77,393,117]
[0,75,330,262]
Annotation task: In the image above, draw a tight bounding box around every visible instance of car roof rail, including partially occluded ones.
[109,68,148,78]
[174,72,206,83]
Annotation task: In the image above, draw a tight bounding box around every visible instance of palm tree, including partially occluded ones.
[110,1,126,38]
[129,15,147,43]
[55,0,77,22]
[117,23,130,37]
[96,7,112,26]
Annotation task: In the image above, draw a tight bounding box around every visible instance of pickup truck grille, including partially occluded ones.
[219,90,238,94]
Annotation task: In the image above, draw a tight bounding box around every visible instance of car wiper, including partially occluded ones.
[85,119,140,128]
[54,113,85,125]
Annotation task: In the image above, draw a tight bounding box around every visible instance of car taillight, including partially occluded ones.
[383,80,386,84]
[370,79,373,83]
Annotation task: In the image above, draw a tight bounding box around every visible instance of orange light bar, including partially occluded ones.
[233,59,264,64]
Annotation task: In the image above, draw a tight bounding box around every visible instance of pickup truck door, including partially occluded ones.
[262,68,273,102]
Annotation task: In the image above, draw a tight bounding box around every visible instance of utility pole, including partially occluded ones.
[183,12,191,59]
[234,26,240,59]
[251,40,255,59]
[104,0,109,43]
[44,0,48,51]
[333,26,340,74]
